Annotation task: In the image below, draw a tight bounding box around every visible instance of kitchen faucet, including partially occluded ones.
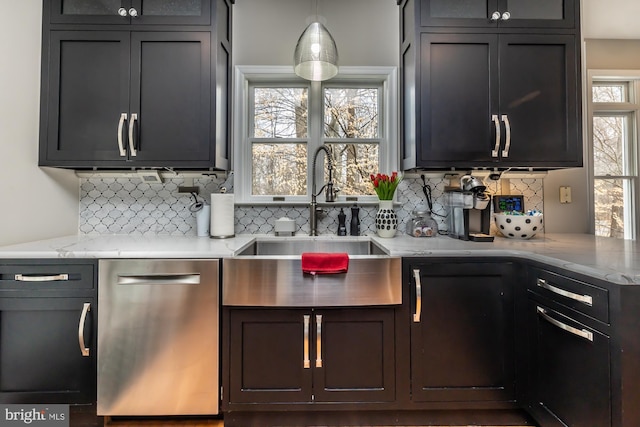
[310,145,338,236]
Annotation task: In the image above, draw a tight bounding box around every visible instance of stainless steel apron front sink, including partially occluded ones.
[224,238,401,307]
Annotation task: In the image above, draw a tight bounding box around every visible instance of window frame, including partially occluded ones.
[587,70,640,240]
[232,65,398,205]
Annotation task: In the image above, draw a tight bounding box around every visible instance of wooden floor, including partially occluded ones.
[104,422,527,427]
[72,406,530,427]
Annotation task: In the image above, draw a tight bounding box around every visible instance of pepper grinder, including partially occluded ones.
[350,205,360,236]
[337,208,347,236]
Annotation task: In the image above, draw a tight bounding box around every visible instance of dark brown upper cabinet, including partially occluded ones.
[39,0,232,170]
[399,0,582,170]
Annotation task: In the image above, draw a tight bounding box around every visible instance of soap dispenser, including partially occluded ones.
[337,208,347,236]
[350,205,360,236]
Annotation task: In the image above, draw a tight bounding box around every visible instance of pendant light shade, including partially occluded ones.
[294,21,339,81]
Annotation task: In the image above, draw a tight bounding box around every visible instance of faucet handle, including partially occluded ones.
[325,185,340,202]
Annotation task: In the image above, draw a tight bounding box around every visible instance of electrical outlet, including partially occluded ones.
[560,186,572,204]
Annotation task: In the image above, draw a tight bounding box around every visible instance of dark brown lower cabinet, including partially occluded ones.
[227,307,395,405]
[405,260,517,403]
[525,298,611,427]
[0,260,97,404]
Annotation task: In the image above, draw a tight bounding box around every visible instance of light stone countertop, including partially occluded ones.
[0,233,639,285]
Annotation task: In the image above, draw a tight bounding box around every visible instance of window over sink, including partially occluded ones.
[233,66,398,204]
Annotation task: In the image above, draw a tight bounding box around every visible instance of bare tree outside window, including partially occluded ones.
[252,87,308,196]
[324,88,380,196]
[592,83,634,239]
[250,84,383,198]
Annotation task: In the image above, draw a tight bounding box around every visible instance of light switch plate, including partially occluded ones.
[560,186,572,204]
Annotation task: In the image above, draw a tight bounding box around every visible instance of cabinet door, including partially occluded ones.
[526,300,611,427]
[421,0,497,27]
[409,262,515,402]
[498,34,581,167]
[313,309,396,403]
[228,309,312,404]
[128,32,213,167]
[500,0,575,29]
[417,33,499,168]
[41,31,131,167]
[50,0,211,25]
[0,298,95,404]
[419,0,575,29]
[133,0,211,25]
[50,0,131,25]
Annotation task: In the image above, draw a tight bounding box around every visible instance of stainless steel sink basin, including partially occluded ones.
[236,237,387,256]
[224,237,400,307]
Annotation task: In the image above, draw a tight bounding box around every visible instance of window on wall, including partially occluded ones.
[234,66,397,204]
[589,74,640,239]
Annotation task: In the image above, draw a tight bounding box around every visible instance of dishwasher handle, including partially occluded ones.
[117,273,200,285]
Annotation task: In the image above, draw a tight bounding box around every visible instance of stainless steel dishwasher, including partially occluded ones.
[97,259,219,416]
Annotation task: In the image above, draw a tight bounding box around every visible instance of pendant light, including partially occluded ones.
[293,0,339,81]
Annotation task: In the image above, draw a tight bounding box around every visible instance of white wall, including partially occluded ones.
[0,0,79,246]
[233,0,398,67]
[582,0,640,39]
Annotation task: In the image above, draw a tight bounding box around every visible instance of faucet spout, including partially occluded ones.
[310,145,336,236]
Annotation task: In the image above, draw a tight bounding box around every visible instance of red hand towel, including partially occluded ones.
[301,252,349,275]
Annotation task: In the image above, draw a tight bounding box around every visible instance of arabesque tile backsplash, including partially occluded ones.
[79,176,544,237]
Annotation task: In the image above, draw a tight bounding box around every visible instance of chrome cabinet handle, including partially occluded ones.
[537,306,593,342]
[14,274,69,282]
[118,7,128,17]
[303,315,310,369]
[501,11,511,21]
[491,114,501,157]
[491,11,501,21]
[315,314,323,368]
[501,114,511,157]
[128,7,138,17]
[117,113,127,156]
[537,278,593,306]
[78,303,91,357]
[128,113,138,156]
[117,274,200,285]
[413,269,422,323]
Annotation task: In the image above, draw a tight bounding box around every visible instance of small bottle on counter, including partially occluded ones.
[337,208,347,236]
[350,205,360,236]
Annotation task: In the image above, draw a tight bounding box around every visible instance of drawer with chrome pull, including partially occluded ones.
[528,268,609,324]
[0,261,96,291]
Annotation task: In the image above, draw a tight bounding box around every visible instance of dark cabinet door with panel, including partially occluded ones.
[226,308,395,406]
[50,0,211,25]
[405,260,516,403]
[0,261,97,404]
[420,0,575,29]
[42,31,131,165]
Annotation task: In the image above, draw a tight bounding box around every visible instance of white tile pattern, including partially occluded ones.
[78,177,543,237]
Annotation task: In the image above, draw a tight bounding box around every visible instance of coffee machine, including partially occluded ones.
[446,175,494,242]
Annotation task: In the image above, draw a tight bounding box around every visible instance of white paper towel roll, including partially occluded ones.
[210,194,235,238]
